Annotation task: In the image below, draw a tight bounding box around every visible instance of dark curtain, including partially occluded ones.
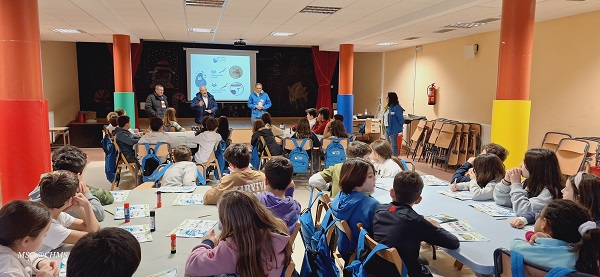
[311,46,339,112]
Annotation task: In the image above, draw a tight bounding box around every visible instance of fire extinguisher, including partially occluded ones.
[427,83,437,105]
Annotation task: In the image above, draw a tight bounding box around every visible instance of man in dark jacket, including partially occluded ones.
[190,85,218,124]
[145,85,168,119]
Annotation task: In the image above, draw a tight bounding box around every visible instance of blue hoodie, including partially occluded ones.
[256,187,301,235]
[247,91,272,119]
[330,191,379,259]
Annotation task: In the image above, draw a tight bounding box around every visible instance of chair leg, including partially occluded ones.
[215,163,222,180]
[453,260,464,270]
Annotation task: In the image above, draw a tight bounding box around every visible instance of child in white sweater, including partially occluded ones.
[370,139,402,178]
[0,200,59,277]
[161,145,202,187]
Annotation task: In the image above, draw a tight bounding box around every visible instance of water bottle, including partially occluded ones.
[364,108,368,115]
[280,123,285,130]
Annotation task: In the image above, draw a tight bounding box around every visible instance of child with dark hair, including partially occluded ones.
[216,116,231,144]
[495,148,564,216]
[451,143,509,183]
[0,200,58,277]
[66,227,141,277]
[309,141,372,197]
[323,114,345,138]
[291,118,321,148]
[251,119,282,156]
[450,153,505,200]
[306,108,317,128]
[261,112,284,136]
[329,158,379,260]
[311,107,330,135]
[38,171,100,253]
[186,190,292,277]
[115,108,126,116]
[371,171,459,277]
[257,157,301,234]
[189,117,222,163]
[139,117,173,163]
[511,199,599,275]
[105,112,118,134]
[203,144,266,205]
[370,139,403,178]
[112,115,140,163]
[29,146,108,221]
[161,145,199,187]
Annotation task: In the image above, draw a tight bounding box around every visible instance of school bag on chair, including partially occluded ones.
[250,145,260,170]
[324,138,346,168]
[141,142,163,182]
[289,138,310,174]
[343,229,407,277]
[102,134,117,183]
[300,209,340,277]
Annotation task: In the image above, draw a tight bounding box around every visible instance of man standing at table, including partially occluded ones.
[191,85,218,124]
[145,85,168,119]
[247,83,271,123]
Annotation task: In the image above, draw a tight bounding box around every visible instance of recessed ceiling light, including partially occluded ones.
[300,6,342,14]
[188,28,214,33]
[270,32,295,37]
[52,29,84,34]
[376,42,397,46]
[403,37,420,40]
[445,22,485,28]
[433,28,456,33]
[185,0,225,8]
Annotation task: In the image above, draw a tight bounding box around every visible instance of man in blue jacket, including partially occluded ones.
[190,86,218,124]
[247,83,271,123]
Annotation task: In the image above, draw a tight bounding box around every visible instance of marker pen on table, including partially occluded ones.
[170,234,177,254]
[124,202,130,223]
[150,210,156,232]
[156,191,162,208]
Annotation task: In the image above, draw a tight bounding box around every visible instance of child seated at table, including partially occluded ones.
[328,158,380,260]
[203,144,266,205]
[371,171,460,277]
[510,199,599,274]
[312,107,330,135]
[512,171,600,228]
[261,112,284,137]
[291,117,321,148]
[323,114,344,138]
[161,145,199,187]
[138,117,173,163]
[188,117,222,163]
[38,171,100,253]
[257,157,301,235]
[449,153,505,201]
[163,107,186,132]
[185,190,292,277]
[370,139,402,178]
[451,143,509,183]
[494,148,564,217]
[67,227,141,277]
[309,141,372,197]
[0,200,58,277]
[105,112,118,134]
[251,119,282,156]
[112,115,141,163]
[29,146,108,221]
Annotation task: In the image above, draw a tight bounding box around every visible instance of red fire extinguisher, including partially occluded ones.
[427,83,437,105]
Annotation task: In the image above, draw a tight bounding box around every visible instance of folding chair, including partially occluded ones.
[467,123,482,159]
[135,142,172,163]
[357,223,406,276]
[541,132,571,152]
[406,119,426,158]
[448,122,462,167]
[283,138,314,176]
[555,138,589,176]
[431,123,457,171]
[334,219,355,264]
[135,163,206,190]
[493,248,595,277]
[290,221,301,242]
[284,261,296,277]
[315,193,332,226]
[457,123,471,165]
[111,139,138,190]
[421,120,443,163]
[203,141,222,180]
[258,136,283,170]
[320,137,349,171]
[415,120,435,161]
[575,137,600,170]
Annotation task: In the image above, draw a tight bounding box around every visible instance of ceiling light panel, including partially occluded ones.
[185,0,225,8]
[299,6,342,14]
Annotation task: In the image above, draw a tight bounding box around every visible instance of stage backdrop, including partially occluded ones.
[77,41,330,119]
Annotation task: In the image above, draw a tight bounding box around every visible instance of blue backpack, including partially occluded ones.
[289,138,310,174]
[141,142,163,182]
[300,210,340,277]
[324,138,346,168]
[344,229,407,277]
[250,145,260,170]
[213,140,227,180]
[101,134,117,182]
[299,189,324,248]
[153,163,207,187]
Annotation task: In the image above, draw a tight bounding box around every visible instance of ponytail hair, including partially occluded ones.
[575,224,600,275]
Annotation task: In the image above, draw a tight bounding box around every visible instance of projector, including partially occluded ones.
[234,39,246,46]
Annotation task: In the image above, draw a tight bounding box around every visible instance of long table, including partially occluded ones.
[57,186,218,277]
[371,178,524,275]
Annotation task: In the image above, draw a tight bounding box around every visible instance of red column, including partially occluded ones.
[491,0,536,169]
[113,34,133,92]
[0,0,51,204]
[338,44,354,133]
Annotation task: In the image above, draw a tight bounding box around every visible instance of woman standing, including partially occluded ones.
[384,92,405,156]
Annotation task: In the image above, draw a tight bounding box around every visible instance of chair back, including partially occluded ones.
[541,132,572,151]
[135,142,172,159]
[492,248,595,277]
[555,138,589,176]
[434,123,456,149]
[315,193,332,226]
[321,137,349,150]
[284,137,313,151]
[357,223,406,276]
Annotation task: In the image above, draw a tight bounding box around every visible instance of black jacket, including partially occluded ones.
[251,128,282,156]
[190,92,218,124]
[145,93,168,119]
[370,202,460,277]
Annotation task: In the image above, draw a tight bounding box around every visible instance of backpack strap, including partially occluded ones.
[510,251,526,277]
[144,142,152,154]
[545,267,576,277]
[153,163,174,186]
[306,191,324,211]
[298,138,308,149]
[400,159,409,171]
[196,167,207,186]
[153,142,163,152]
[291,138,300,148]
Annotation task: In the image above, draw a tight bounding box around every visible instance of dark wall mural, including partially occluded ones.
[77,41,323,119]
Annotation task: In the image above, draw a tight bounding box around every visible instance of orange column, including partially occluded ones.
[338,44,354,133]
[491,0,536,168]
[112,34,136,127]
[0,0,51,204]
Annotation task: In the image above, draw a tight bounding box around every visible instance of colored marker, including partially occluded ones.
[156,191,162,208]
[170,234,177,254]
[124,202,130,223]
[150,210,156,232]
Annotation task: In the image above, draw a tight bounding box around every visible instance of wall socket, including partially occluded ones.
[415,45,423,52]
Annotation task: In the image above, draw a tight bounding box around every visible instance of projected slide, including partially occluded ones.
[187,49,257,102]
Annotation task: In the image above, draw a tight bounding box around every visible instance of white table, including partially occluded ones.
[58,186,218,277]
[371,178,525,275]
